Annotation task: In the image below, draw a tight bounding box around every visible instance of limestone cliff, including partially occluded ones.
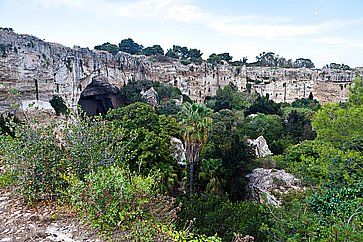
[0,29,360,115]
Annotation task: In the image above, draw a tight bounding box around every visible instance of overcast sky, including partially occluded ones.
[1,0,362,68]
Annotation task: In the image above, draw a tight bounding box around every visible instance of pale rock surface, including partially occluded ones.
[1,29,361,118]
[140,87,158,106]
[170,137,187,166]
[246,168,302,206]
[247,135,273,158]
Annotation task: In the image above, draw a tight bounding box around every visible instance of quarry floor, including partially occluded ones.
[0,186,102,242]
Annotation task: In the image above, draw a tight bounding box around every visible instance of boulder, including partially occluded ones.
[247,136,272,158]
[170,137,186,166]
[246,168,302,206]
[140,87,158,107]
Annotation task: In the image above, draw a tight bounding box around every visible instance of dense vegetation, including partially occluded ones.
[0,77,362,241]
[93,38,324,68]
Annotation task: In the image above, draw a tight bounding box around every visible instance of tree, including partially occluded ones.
[179,103,212,195]
[245,95,282,115]
[284,110,316,143]
[119,38,143,55]
[94,42,119,54]
[293,58,315,68]
[142,45,164,56]
[348,76,363,106]
[188,48,203,63]
[312,103,363,151]
[166,45,203,63]
[207,53,232,64]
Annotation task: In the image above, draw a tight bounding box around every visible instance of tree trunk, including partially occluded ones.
[189,162,194,196]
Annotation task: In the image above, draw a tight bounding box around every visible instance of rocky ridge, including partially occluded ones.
[0,29,361,116]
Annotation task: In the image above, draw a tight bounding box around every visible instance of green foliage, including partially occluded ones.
[121,79,182,105]
[49,95,68,116]
[207,53,233,64]
[94,42,119,54]
[157,100,182,116]
[205,83,257,112]
[0,116,131,203]
[142,45,164,56]
[313,103,363,151]
[261,192,363,241]
[201,109,254,199]
[169,230,222,242]
[70,166,157,230]
[0,171,15,188]
[252,52,315,68]
[291,97,321,111]
[198,159,223,194]
[178,195,267,241]
[245,95,282,115]
[284,110,316,143]
[242,113,288,154]
[180,102,213,194]
[166,45,202,63]
[0,112,19,136]
[0,122,68,203]
[348,76,363,106]
[119,38,143,55]
[325,62,351,70]
[106,102,180,191]
[281,140,362,189]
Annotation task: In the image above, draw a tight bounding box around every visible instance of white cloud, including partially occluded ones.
[23,0,363,40]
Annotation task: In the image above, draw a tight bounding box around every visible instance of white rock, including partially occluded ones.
[247,135,273,158]
[246,168,302,206]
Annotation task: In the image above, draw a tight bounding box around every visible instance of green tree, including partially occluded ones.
[179,103,212,195]
[142,45,164,56]
[94,42,119,54]
[313,103,363,151]
[242,113,288,154]
[348,76,363,106]
[119,38,143,55]
[107,102,181,191]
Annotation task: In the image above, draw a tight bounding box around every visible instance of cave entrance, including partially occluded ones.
[78,76,123,115]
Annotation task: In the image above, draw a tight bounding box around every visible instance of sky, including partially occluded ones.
[0,0,362,68]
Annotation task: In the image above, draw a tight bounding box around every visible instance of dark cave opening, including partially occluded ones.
[78,76,123,115]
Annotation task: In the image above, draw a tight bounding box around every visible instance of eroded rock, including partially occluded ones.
[170,137,187,166]
[246,168,302,206]
[247,136,273,158]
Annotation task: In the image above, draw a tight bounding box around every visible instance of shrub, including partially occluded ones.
[0,122,67,202]
[49,95,68,116]
[178,195,267,241]
[0,115,131,203]
[261,191,363,241]
[70,166,158,230]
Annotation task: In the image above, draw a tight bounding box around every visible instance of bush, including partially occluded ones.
[0,115,132,203]
[177,195,267,241]
[261,191,363,241]
[69,166,218,241]
[49,95,68,116]
[70,166,158,230]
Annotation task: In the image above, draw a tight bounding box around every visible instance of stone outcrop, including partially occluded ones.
[247,135,273,158]
[246,168,302,206]
[170,137,187,166]
[1,29,362,116]
[140,87,158,106]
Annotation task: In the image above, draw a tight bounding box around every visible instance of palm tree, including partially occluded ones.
[180,102,212,195]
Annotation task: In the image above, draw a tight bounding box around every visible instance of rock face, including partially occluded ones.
[78,76,123,115]
[170,137,187,166]
[247,136,273,158]
[140,87,158,106]
[0,29,361,116]
[246,168,302,206]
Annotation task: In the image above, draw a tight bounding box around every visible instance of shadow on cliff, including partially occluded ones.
[78,76,124,115]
